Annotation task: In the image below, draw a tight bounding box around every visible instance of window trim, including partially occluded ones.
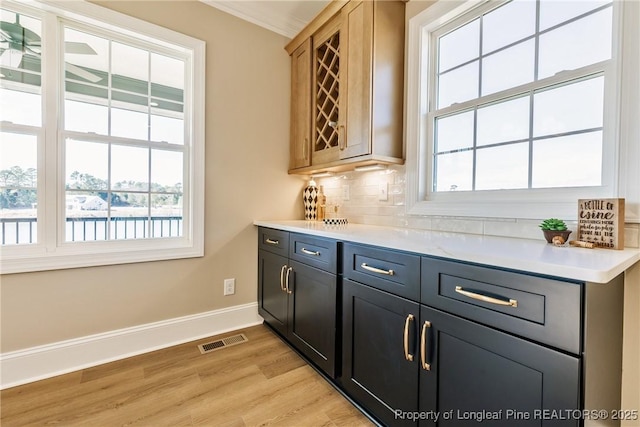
[0,0,205,274]
[405,0,639,222]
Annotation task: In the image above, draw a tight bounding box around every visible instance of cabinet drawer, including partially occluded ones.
[258,227,289,256]
[421,257,582,355]
[290,233,338,274]
[343,243,420,301]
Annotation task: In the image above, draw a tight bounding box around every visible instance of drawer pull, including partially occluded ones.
[301,248,320,256]
[361,263,395,276]
[279,265,288,292]
[403,314,414,362]
[455,286,518,308]
[284,267,293,294]
[420,320,432,371]
[265,238,279,245]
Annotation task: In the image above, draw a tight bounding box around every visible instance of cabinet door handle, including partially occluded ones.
[338,125,345,150]
[420,320,432,371]
[265,238,279,245]
[280,265,288,292]
[301,248,320,256]
[361,263,395,276]
[403,314,415,362]
[455,286,518,308]
[285,267,293,294]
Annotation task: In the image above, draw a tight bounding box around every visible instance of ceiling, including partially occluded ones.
[200,1,330,38]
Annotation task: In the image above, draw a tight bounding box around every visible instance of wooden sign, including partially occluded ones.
[577,198,625,250]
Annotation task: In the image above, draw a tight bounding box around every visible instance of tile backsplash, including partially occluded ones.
[312,165,640,248]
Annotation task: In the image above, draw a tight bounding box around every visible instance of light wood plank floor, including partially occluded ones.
[1,325,374,426]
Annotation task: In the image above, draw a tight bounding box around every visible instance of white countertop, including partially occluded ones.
[254,220,640,284]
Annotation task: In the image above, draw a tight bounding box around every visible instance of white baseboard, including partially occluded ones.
[0,302,264,390]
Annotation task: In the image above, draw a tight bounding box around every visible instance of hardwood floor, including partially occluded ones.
[0,325,374,426]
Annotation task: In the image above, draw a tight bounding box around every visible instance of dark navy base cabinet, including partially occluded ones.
[258,227,338,377]
[419,305,580,427]
[257,228,624,427]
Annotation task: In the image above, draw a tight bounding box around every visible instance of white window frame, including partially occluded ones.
[0,0,205,274]
[405,0,640,222]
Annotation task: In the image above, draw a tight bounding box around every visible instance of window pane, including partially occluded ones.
[111,145,149,191]
[434,151,473,192]
[150,115,184,145]
[477,96,530,146]
[0,9,41,73]
[65,99,108,134]
[65,140,108,190]
[150,194,182,238]
[533,76,604,137]
[0,88,41,126]
[435,111,474,153]
[482,0,536,53]
[112,42,149,94]
[482,39,535,96]
[0,132,37,245]
[438,61,479,108]
[64,28,108,85]
[532,131,602,188]
[111,193,149,240]
[151,53,184,93]
[540,0,612,31]
[538,8,612,79]
[438,19,479,72]
[111,107,148,140]
[65,191,108,242]
[476,143,529,190]
[151,150,183,188]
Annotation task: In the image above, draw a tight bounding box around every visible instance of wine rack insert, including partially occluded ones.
[315,32,340,153]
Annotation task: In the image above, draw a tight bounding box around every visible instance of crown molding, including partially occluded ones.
[201,0,326,38]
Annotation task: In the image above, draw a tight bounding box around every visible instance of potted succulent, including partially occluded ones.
[539,218,572,244]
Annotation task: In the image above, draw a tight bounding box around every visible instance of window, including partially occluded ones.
[405,0,639,220]
[0,1,205,273]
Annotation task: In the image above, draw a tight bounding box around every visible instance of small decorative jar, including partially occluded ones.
[303,179,318,220]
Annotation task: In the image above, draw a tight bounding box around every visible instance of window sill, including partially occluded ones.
[0,241,204,274]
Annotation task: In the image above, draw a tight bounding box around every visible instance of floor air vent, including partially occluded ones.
[198,333,248,354]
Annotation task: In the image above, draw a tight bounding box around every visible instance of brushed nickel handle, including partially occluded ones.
[338,124,345,150]
[455,286,518,308]
[285,267,293,294]
[361,262,395,276]
[403,314,415,362]
[280,265,287,292]
[265,238,279,245]
[301,248,320,256]
[420,320,431,371]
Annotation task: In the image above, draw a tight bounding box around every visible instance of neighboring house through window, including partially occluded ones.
[0,1,205,273]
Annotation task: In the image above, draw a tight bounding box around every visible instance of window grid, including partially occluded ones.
[430,0,612,193]
[61,21,187,243]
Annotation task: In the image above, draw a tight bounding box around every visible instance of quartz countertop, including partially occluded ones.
[254,220,640,284]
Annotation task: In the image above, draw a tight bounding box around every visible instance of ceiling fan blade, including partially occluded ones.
[65,62,102,83]
[65,41,96,55]
[0,21,41,46]
[0,48,23,68]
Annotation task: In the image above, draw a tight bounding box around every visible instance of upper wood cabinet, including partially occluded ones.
[286,0,405,174]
